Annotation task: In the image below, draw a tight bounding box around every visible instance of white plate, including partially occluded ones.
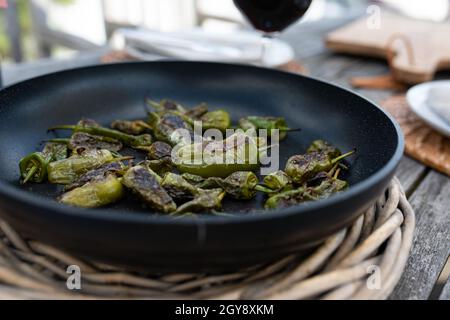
[406,80,450,138]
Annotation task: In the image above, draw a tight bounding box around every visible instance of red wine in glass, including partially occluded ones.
[233,0,313,33]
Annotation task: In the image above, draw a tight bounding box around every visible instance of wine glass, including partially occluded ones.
[233,0,313,64]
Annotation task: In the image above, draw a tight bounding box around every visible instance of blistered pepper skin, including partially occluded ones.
[59,175,124,208]
[111,120,151,135]
[200,110,231,131]
[175,132,262,178]
[263,170,291,191]
[47,149,114,185]
[174,189,225,214]
[122,165,176,214]
[239,116,290,140]
[199,171,259,200]
[307,140,341,159]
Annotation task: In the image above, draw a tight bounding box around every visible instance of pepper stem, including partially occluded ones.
[48,125,77,132]
[278,127,302,132]
[328,163,339,177]
[22,166,37,184]
[333,168,341,180]
[331,150,355,164]
[255,185,274,193]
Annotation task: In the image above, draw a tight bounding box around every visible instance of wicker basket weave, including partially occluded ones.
[0,177,415,300]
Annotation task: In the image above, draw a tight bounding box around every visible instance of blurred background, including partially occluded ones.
[0,0,449,64]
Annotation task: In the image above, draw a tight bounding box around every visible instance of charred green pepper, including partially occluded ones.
[122,165,176,213]
[174,188,225,215]
[200,110,231,131]
[197,171,260,200]
[161,173,200,201]
[147,99,209,121]
[143,141,173,160]
[47,149,115,185]
[19,142,68,184]
[307,140,341,159]
[174,132,262,178]
[239,116,296,140]
[59,174,124,208]
[141,159,173,176]
[54,132,123,152]
[147,99,187,114]
[111,120,152,135]
[181,173,206,186]
[265,187,313,209]
[148,112,193,146]
[263,170,292,192]
[64,161,126,191]
[285,150,354,184]
[265,174,348,209]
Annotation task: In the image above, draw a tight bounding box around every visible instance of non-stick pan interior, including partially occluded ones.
[0,61,399,215]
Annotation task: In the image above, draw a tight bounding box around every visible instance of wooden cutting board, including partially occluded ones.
[326,12,450,84]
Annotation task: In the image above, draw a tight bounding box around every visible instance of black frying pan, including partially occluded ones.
[0,61,403,272]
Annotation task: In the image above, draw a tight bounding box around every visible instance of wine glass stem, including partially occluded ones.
[261,34,272,65]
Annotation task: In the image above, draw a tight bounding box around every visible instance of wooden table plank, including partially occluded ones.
[395,157,429,195]
[390,171,450,300]
[439,276,450,300]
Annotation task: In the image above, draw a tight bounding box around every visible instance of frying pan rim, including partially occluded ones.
[0,61,404,226]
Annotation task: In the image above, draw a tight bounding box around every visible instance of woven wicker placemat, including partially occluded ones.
[0,177,415,300]
[381,95,450,177]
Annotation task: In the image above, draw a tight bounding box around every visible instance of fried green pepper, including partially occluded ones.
[174,132,262,178]
[161,173,200,201]
[142,159,173,176]
[310,176,348,199]
[265,188,312,209]
[147,99,187,114]
[174,188,225,215]
[64,161,126,191]
[59,174,124,208]
[265,175,348,209]
[111,120,152,135]
[185,103,209,119]
[147,112,193,146]
[49,125,152,148]
[181,173,206,186]
[200,110,231,131]
[58,132,123,152]
[122,165,176,213]
[285,150,354,184]
[239,116,295,140]
[147,99,209,120]
[197,171,259,200]
[47,149,115,185]
[307,140,341,159]
[78,119,101,127]
[19,142,68,184]
[263,170,291,191]
[145,141,173,160]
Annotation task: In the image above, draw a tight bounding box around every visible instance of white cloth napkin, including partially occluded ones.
[111,28,294,67]
[427,86,450,125]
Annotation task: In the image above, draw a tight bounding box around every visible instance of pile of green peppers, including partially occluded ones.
[19,98,354,215]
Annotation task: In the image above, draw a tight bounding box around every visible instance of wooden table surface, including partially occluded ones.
[1,18,449,300]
